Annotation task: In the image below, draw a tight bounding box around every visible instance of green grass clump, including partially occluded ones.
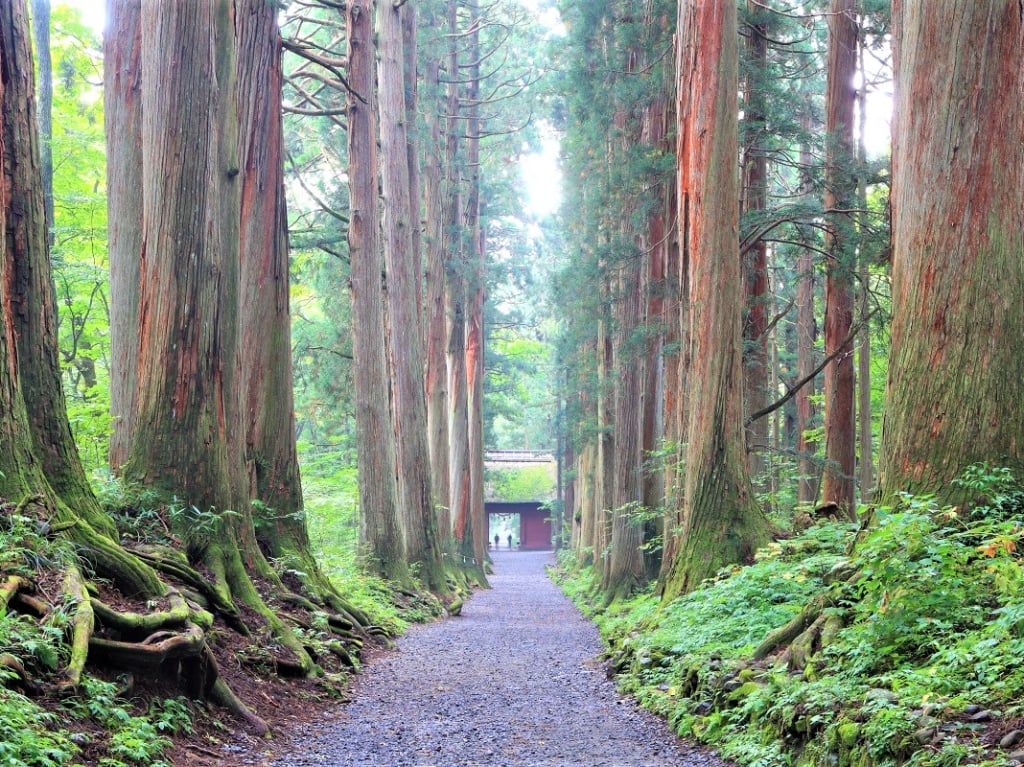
[557,465,1024,767]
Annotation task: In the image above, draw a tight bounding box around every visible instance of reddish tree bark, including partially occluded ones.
[235,0,308,570]
[105,0,143,471]
[421,9,451,540]
[741,0,770,482]
[377,0,447,592]
[819,0,858,517]
[880,1,1024,497]
[346,0,407,581]
[662,0,768,600]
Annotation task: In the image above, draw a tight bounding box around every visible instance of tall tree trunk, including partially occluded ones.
[421,8,451,540]
[113,3,314,678]
[232,0,369,617]
[880,1,1023,498]
[741,0,769,485]
[661,0,768,600]
[4,0,160,598]
[234,0,304,572]
[463,0,489,580]
[31,0,52,244]
[346,0,407,582]
[595,318,613,565]
[604,259,646,600]
[856,34,874,501]
[403,3,424,329]
[6,5,263,726]
[819,0,858,518]
[795,124,819,506]
[105,0,143,472]
[128,0,247,543]
[377,0,447,592]
[7,0,101,526]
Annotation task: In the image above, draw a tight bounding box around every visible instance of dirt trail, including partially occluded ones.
[254,550,727,767]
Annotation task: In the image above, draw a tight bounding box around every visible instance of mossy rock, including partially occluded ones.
[727,680,765,704]
[837,721,860,748]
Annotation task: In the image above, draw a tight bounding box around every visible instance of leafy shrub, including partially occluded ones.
[557,466,1024,767]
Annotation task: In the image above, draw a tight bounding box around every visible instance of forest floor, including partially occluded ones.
[183,550,726,767]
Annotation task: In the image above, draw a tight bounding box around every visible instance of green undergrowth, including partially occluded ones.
[554,465,1024,767]
[0,515,192,767]
[2,461,442,765]
[302,470,445,631]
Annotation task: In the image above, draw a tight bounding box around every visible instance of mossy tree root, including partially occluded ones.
[752,592,831,661]
[128,543,245,630]
[753,592,849,675]
[0,575,31,607]
[55,565,94,691]
[0,653,38,693]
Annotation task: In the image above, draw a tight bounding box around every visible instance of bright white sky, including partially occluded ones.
[520,128,563,219]
[60,0,103,31]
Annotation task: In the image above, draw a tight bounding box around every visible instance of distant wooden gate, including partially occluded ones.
[485,501,552,550]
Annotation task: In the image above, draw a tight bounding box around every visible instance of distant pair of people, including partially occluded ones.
[493,533,514,549]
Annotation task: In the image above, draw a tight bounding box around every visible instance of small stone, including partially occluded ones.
[1001,731,1024,749]
[914,727,937,745]
[693,700,712,715]
[963,704,984,715]
[968,710,993,722]
[915,714,939,729]
[865,688,899,703]
[1009,751,1024,763]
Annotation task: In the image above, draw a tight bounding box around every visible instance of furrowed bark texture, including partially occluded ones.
[377,0,446,591]
[346,0,407,581]
[129,0,247,533]
[30,0,52,242]
[820,0,858,517]
[662,0,768,600]
[3,0,163,595]
[235,0,308,565]
[0,0,56,507]
[4,0,106,526]
[463,0,489,579]
[741,0,769,480]
[880,1,1024,497]
[604,259,646,600]
[421,11,451,538]
[105,0,143,471]
[796,126,819,505]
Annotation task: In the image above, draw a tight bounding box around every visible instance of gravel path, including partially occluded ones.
[259,550,727,767]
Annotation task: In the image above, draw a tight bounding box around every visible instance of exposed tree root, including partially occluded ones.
[0,652,39,693]
[128,543,245,629]
[752,592,832,661]
[206,648,269,735]
[752,562,859,672]
[0,574,31,607]
[0,495,388,740]
[89,588,193,633]
[55,565,94,691]
[89,621,206,669]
